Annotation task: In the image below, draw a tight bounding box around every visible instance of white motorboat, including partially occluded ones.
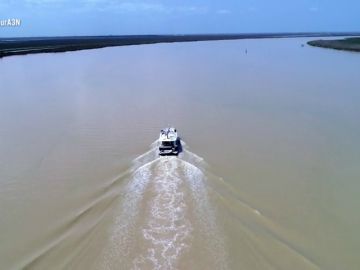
[159,127,179,156]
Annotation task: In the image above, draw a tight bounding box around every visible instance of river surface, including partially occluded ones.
[0,38,360,270]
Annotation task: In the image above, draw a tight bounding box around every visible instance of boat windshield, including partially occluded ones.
[161,141,175,147]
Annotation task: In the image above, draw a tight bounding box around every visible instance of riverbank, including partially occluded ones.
[308,37,360,52]
[1,32,360,58]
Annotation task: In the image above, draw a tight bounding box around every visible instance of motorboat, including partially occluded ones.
[159,127,179,156]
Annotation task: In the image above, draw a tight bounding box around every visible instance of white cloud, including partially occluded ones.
[25,0,69,4]
[217,9,231,15]
[176,6,208,15]
[82,1,208,15]
[309,7,319,12]
[0,0,208,16]
[24,0,72,9]
[4,0,208,16]
[110,2,168,13]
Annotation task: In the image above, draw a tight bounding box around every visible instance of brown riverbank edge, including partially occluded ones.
[1,33,360,58]
[308,37,360,52]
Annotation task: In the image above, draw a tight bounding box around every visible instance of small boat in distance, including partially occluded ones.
[159,127,179,156]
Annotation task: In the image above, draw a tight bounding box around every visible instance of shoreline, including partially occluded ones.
[307,37,360,52]
[1,32,360,58]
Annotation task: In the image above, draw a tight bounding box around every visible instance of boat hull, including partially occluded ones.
[159,148,179,156]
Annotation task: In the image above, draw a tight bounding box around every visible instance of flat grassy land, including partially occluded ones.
[308,37,360,52]
[1,33,360,58]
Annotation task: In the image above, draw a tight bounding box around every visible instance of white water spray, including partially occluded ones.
[100,142,228,270]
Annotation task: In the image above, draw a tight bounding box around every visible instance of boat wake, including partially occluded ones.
[99,142,228,270]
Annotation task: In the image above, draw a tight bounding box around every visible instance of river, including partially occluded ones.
[0,38,359,269]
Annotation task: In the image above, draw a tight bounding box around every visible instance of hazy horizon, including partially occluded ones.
[1,0,360,37]
[1,32,360,40]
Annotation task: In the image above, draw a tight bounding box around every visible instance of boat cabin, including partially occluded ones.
[159,127,179,156]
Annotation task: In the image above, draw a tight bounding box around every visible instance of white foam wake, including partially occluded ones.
[100,142,228,270]
[100,159,156,269]
[133,157,192,270]
[182,161,229,270]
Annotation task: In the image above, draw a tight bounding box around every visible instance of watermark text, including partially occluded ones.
[1,18,21,27]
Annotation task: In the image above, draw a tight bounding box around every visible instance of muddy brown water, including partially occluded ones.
[0,38,359,270]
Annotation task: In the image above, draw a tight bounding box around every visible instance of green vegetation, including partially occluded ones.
[308,37,360,52]
[1,33,360,58]
[1,35,283,58]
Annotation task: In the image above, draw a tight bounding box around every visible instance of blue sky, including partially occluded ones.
[0,0,359,37]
